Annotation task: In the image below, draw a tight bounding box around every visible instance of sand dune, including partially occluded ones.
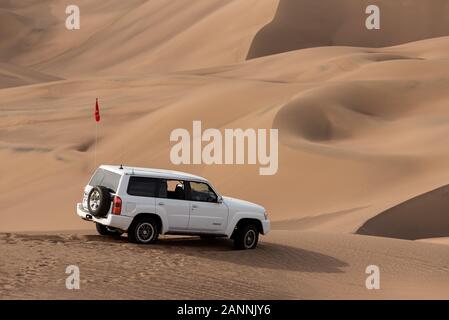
[2,36,449,235]
[357,184,449,240]
[1,0,278,77]
[0,63,61,88]
[248,0,449,58]
[2,0,449,299]
[0,9,29,60]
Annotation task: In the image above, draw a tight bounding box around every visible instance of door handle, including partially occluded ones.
[192,205,198,209]
[158,202,165,206]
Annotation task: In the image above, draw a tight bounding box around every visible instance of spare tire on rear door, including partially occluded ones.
[87,186,112,218]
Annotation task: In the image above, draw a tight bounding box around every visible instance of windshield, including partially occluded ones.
[88,168,121,192]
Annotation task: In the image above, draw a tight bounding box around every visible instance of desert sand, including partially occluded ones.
[2,231,449,300]
[1,0,449,299]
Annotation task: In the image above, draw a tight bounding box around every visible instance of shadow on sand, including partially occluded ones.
[357,184,449,240]
[154,236,348,273]
[7,233,349,274]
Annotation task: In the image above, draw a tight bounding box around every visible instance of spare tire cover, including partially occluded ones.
[87,186,112,218]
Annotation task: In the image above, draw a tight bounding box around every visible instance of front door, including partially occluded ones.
[187,181,229,233]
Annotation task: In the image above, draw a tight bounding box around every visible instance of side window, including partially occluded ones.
[158,180,186,200]
[127,177,159,197]
[190,182,217,203]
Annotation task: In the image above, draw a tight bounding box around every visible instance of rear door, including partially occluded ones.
[187,181,229,233]
[156,179,190,232]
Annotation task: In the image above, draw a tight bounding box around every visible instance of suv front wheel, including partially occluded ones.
[128,217,159,244]
[233,223,259,250]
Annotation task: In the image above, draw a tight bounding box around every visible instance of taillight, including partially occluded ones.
[112,196,122,215]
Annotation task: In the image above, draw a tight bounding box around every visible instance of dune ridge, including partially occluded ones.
[248,0,449,59]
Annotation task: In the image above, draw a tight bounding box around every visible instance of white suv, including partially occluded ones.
[76,165,270,249]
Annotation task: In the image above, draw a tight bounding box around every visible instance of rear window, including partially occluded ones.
[89,168,121,192]
[127,177,159,198]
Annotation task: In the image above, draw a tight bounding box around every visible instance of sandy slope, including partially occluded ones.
[1,0,278,76]
[248,0,449,58]
[2,37,449,234]
[1,0,449,299]
[0,63,61,89]
[1,231,449,300]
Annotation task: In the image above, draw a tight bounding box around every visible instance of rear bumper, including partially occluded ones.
[76,203,133,232]
[261,219,270,235]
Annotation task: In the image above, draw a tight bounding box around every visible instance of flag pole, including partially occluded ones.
[94,97,100,169]
[95,120,97,168]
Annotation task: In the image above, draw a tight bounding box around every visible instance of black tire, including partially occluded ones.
[128,217,159,244]
[233,223,259,250]
[87,186,112,218]
[95,223,124,237]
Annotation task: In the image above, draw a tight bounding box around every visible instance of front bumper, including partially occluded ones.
[261,219,270,235]
[76,203,133,232]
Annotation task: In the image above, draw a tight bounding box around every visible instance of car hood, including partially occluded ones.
[222,196,265,213]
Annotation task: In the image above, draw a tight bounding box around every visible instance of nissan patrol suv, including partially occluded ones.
[76,165,270,249]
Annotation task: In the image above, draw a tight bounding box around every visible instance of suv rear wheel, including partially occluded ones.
[233,223,259,250]
[128,217,159,244]
[95,223,123,237]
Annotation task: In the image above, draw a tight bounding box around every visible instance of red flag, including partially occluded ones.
[94,98,100,122]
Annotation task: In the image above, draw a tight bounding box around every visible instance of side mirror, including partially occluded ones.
[217,196,223,203]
